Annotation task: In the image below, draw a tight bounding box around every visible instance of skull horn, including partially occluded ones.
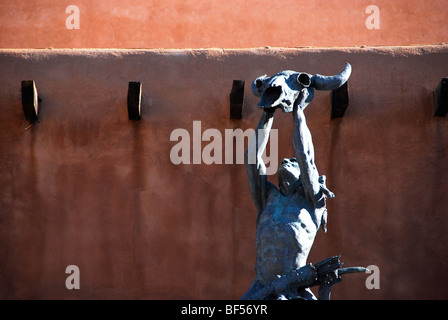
[311,62,352,91]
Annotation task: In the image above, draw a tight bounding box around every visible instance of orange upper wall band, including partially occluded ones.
[1,0,447,49]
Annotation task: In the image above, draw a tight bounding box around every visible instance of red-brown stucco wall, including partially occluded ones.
[1,45,448,299]
[1,0,447,49]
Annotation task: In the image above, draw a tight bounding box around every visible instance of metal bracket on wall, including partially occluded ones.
[434,78,448,117]
[128,81,142,120]
[21,80,39,122]
[230,80,245,119]
[330,82,349,119]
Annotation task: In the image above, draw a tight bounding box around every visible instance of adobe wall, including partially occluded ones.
[1,45,448,299]
[1,0,447,49]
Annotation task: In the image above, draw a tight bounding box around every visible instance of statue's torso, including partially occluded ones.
[255,185,323,283]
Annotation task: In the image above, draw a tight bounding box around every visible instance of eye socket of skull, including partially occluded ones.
[297,73,311,87]
[255,79,264,89]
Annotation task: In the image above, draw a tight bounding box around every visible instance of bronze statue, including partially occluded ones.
[243,63,367,300]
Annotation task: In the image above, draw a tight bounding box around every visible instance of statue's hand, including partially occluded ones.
[263,105,279,115]
[314,256,343,284]
[292,88,314,113]
[313,256,369,299]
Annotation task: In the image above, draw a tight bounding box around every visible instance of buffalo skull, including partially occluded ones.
[251,62,352,113]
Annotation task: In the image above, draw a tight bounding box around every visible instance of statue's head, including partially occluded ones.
[251,63,352,113]
[278,157,301,194]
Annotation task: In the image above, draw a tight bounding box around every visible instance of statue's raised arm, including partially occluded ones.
[245,110,275,219]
